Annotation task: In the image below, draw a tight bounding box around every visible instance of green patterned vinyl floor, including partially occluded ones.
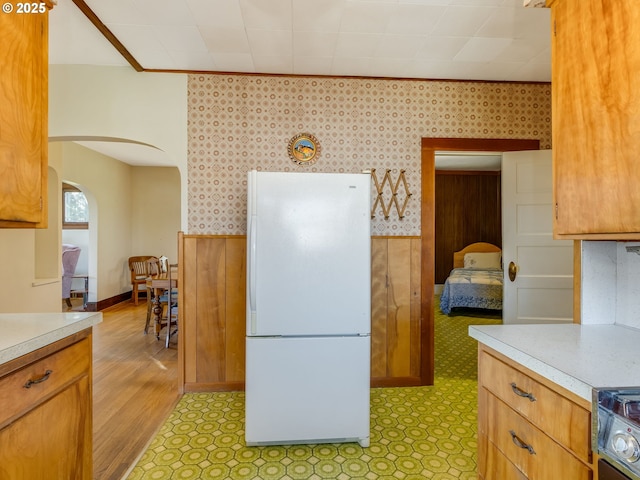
[126,304,501,480]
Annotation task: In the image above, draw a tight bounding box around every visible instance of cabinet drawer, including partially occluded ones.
[479,351,590,462]
[0,337,90,427]
[478,431,527,480]
[485,393,591,480]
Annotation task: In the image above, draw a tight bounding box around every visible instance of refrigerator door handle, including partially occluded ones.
[248,213,257,334]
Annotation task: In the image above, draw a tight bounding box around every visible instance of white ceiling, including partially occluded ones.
[48,0,550,166]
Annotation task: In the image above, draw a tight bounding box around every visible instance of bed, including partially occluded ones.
[439,242,503,315]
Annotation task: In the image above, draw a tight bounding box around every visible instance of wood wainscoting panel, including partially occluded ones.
[371,237,422,387]
[179,234,421,392]
[224,238,246,382]
[180,234,246,392]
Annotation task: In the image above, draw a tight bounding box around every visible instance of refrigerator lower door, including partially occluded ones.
[245,335,370,447]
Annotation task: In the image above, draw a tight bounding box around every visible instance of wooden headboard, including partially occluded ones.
[453,242,501,269]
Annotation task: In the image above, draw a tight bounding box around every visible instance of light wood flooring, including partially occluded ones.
[87,298,180,480]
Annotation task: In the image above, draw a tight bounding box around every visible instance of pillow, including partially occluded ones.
[463,252,502,269]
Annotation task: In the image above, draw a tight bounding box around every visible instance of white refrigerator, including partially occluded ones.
[245,170,371,447]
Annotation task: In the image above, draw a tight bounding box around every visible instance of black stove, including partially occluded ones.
[594,388,640,480]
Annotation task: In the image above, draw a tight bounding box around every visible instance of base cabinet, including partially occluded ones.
[0,331,92,479]
[477,344,593,479]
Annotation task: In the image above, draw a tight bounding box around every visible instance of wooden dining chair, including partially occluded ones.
[147,263,178,346]
[128,256,160,306]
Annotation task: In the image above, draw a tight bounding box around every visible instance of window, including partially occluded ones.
[62,183,89,229]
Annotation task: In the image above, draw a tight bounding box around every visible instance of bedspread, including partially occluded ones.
[440,268,503,314]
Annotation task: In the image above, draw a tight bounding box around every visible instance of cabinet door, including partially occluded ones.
[552,0,640,237]
[0,10,47,226]
[0,376,92,480]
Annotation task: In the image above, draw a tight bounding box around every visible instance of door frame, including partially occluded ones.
[420,138,540,385]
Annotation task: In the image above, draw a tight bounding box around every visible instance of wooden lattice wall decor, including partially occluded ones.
[371,168,412,219]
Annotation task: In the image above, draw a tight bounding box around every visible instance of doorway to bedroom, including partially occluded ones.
[434,152,502,296]
[419,137,540,385]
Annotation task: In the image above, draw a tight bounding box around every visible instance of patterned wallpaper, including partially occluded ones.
[187,74,551,236]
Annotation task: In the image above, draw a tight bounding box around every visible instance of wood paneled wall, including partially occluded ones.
[178,234,423,392]
[179,233,246,392]
[371,237,422,387]
[434,171,501,284]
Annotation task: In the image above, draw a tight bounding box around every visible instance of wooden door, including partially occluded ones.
[502,150,573,324]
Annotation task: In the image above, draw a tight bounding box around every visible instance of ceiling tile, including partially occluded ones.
[430,5,495,36]
[247,29,292,57]
[293,56,334,75]
[153,26,209,53]
[338,2,395,34]
[415,36,468,60]
[508,59,551,82]
[166,51,217,71]
[385,4,447,35]
[370,57,414,77]
[107,24,166,58]
[132,49,175,70]
[292,0,345,32]
[252,55,293,74]
[199,26,251,54]
[334,32,382,57]
[469,60,522,81]
[477,5,550,39]
[293,31,339,57]
[210,53,255,72]
[51,0,552,82]
[85,0,147,25]
[376,35,426,59]
[130,0,195,25]
[239,0,292,29]
[449,0,506,5]
[331,56,372,76]
[494,38,548,62]
[49,0,129,66]
[187,0,244,27]
[454,37,512,62]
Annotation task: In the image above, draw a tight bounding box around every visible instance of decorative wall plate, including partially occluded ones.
[288,133,320,165]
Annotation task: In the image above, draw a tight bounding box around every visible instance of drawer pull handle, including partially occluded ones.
[509,430,536,455]
[510,382,536,402]
[23,370,53,389]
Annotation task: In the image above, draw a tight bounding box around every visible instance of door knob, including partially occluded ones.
[508,261,518,282]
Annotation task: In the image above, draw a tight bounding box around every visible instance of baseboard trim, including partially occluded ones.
[87,292,134,311]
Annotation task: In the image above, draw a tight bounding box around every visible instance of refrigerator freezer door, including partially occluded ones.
[247,171,371,337]
[245,335,370,447]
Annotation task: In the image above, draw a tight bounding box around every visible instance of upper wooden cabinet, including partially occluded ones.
[549,0,640,239]
[0,4,51,228]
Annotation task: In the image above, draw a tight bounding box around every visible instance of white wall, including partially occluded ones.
[130,166,181,265]
[49,65,188,230]
[52,142,133,301]
[581,241,640,329]
[0,163,62,312]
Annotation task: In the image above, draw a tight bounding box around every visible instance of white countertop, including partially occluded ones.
[0,312,103,364]
[469,324,640,402]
